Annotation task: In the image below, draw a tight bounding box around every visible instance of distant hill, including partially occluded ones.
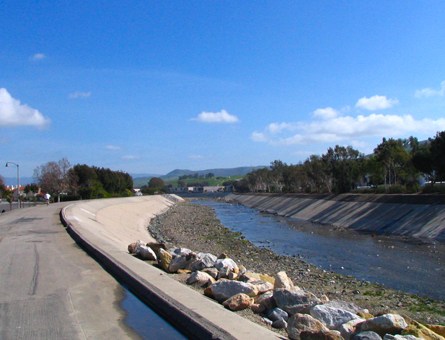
[162,166,267,179]
[131,166,267,187]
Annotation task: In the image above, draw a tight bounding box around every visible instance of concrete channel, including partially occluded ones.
[61,196,279,339]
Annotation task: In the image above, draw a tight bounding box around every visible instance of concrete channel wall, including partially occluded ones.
[225,193,445,242]
[61,195,279,340]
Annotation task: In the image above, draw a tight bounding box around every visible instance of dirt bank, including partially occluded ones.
[148,201,445,328]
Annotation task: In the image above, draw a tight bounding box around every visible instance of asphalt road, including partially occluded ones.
[0,203,138,340]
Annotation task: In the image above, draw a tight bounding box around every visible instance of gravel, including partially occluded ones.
[148,200,445,328]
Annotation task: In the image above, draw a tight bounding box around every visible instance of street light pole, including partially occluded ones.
[5,162,20,209]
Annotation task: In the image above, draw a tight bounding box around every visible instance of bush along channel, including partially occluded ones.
[128,202,445,339]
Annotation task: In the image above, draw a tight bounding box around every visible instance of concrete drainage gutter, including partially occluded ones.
[60,197,279,340]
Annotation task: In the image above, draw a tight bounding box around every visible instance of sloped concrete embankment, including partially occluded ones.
[225,193,445,242]
[60,195,279,340]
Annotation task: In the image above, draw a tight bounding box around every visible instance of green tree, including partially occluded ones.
[303,155,333,193]
[374,138,411,188]
[146,177,165,194]
[431,131,445,182]
[323,145,364,193]
[0,175,6,197]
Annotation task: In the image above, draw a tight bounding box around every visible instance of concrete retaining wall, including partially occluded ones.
[61,195,279,339]
[225,193,445,242]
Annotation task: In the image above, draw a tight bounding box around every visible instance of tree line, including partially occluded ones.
[233,131,445,194]
[32,159,133,201]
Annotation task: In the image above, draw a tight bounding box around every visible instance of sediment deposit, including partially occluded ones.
[147,201,445,332]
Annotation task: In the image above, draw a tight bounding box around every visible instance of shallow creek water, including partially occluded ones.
[195,199,445,301]
[121,287,186,339]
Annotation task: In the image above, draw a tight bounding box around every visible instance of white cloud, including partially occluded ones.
[0,88,50,128]
[355,95,398,111]
[266,122,296,134]
[30,53,46,61]
[122,155,139,160]
[313,107,339,119]
[415,80,445,98]
[193,109,239,123]
[106,144,121,151]
[253,112,445,146]
[250,131,268,142]
[69,91,92,99]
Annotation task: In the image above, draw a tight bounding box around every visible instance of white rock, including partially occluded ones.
[287,313,329,340]
[190,252,217,271]
[210,280,258,302]
[274,288,320,314]
[135,244,157,261]
[170,247,192,257]
[214,258,239,274]
[360,314,408,336]
[274,271,295,290]
[339,318,366,339]
[168,254,193,272]
[186,271,215,286]
[310,304,362,330]
[383,335,422,340]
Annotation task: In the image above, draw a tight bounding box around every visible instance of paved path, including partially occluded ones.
[0,203,137,340]
[1,196,280,339]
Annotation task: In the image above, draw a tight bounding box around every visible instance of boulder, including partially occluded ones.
[135,244,157,261]
[352,331,382,340]
[128,242,138,254]
[186,271,215,286]
[300,329,343,339]
[146,242,166,257]
[323,300,365,315]
[209,280,259,302]
[240,271,275,285]
[255,291,275,310]
[222,293,254,311]
[158,248,172,272]
[339,319,366,339]
[251,303,266,314]
[189,252,217,271]
[168,254,194,272]
[202,267,219,279]
[274,271,295,290]
[249,279,274,294]
[170,247,192,256]
[274,288,321,315]
[383,335,421,340]
[310,304,362,330]
[238,264,247,276]
[227,271,239,280]
[268,307,289,322]
[287,313,330,340]
[128,240,146,254]
[262,317,273,327]
[214,258,239,275]
[360,314,408,336]
[272,318,288,330]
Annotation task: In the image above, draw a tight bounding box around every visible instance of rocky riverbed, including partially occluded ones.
[147,201,445,329]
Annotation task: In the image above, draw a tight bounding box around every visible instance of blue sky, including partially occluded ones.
[1,1,445,178]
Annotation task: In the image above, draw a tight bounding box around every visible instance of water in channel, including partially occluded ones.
[121,287,186,339]
[195,199,445,301]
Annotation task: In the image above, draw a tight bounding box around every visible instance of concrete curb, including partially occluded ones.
[60,198,280,340]
[60,206,234,339]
